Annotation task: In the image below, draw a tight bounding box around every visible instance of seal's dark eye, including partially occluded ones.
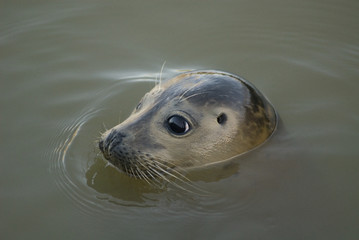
[217,113,227,124]
[167,115,190,135]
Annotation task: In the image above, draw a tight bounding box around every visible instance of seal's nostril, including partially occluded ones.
[99,129,127,154]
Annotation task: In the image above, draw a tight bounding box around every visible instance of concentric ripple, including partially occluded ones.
[47,73,165,216]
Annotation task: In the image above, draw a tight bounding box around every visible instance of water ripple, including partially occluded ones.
[47,70,278,218]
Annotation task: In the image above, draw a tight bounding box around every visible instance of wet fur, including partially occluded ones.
[98,70,277,186]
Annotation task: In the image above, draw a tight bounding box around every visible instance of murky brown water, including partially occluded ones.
[1,0,359,239]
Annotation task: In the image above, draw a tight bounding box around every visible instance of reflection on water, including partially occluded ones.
[86,157,164,204]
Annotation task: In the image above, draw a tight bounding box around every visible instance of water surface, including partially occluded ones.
[1,0,359,239]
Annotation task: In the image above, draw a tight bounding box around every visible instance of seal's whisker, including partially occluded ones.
[94,134,104,143]
[146,170,166,188]
[130,166,139,178]
[155,72,159,88]
[147,161,203,194]
[153,164,188,185]
[158,60,166,91]
[102,123,108,132]
[133,167,142,179]
[124,164,130,176]
[136,163,158,187]
[130,166,137,179]
[150,160,191,182]
[146,166,196,193]
[141,173,158,187]
[179,91,213,103]
[135,166,151,184]
[97,123,109,137]
[150,161,210,195]
[134,166,146,181]
[155,161,192,177]
[145,166,166,185]
[144,168,163,185]
[178,80,204,101]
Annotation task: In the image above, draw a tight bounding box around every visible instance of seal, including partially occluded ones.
[98,70,277,179]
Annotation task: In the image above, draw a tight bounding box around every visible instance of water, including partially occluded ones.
[1,0,359,239]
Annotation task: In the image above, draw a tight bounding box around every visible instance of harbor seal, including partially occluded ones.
[98,70,277,179]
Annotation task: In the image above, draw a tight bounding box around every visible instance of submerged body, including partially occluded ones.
[99,70,277,178]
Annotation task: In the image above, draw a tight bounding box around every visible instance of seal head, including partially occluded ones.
[99,70,277,178]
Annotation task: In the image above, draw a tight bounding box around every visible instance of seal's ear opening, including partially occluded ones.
[217,113,227,125]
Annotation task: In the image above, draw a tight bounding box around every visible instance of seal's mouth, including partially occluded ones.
[98,135,180,179]
[98,133,152,177]
[98,129,126,160]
